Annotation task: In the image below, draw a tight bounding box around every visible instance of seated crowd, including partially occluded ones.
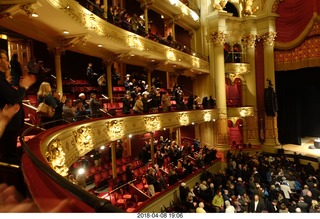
[173,151,320,213]
[76,0,198,57]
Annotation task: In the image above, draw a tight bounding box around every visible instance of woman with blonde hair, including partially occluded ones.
[37,82,57,128]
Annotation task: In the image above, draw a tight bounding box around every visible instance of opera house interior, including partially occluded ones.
[1,0,320,213]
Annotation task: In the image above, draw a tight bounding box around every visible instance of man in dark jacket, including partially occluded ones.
[0,49,35,164]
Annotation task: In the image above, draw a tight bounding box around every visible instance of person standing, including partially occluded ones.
[89,93,101,118]
[86,63,96,86]
[0,49,36,164]
[37,82,58,129]
[10,54,22,87]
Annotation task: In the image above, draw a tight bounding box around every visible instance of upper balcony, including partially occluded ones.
[0,0,208,75]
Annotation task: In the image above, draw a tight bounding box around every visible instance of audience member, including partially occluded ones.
[0,49,35,164]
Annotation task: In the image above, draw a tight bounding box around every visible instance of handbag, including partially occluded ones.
[36,101,55,118]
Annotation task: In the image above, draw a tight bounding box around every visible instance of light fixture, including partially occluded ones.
[98,44,103,47]
[100,145,105,150]
[151,59,155,62]
[191,122,195,125]
[129,134,132,138]
[163,128,166,131]
[161,15,164,19]
[78,168,85,175]
[192,53,196,56]
[173,65,176,68]
[31,13,38,17]
[63,30,69,34]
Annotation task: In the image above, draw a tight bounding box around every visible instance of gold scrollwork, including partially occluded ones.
[178,113,190,126]
[72,126,93,154]
[105,120,124,140]
[239,107,253,117]
[45,139,68,177]
[144,116,161,131]
[203,111,212,122]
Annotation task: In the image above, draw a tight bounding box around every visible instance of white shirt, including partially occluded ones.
[225,205,236,213]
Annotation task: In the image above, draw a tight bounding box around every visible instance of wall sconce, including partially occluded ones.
[20,4,38,18]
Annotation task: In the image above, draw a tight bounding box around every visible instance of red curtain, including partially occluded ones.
[275,0,315,43]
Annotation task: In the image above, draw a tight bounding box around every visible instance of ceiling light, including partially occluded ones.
[31,13,38,18]
[129,134,132,138]
[151,59,155,62]
[63,30,69,34]
[98,44,102,47]
[161,15,164,19]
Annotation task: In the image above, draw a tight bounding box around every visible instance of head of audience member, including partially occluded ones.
[79,93,86,100]
[37,82,52,97]
[75,99,83,109]
[64,98,73,108]
[90,93,96,99]
[0,49,10,72]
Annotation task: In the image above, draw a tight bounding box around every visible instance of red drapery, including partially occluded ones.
[275,0,317,43]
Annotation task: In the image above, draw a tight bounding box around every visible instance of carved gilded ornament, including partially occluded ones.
[45,139,68,177]
[242,34,257,48]
[272,0,285,13]
[239,107,253,117]
[242,0,259,16]
[105,120,124,140]
[209,31,227,46]
[213,0,228,11]
[144,116,161,132]
[19,4,37,18]
[218,108,227,117]
[127,35,144,50]
[72,126,93,155]
[261,32,277,47]
[203,111,212,122]
[178,113,190,126]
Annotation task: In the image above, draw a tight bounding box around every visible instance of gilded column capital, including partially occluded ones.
[140,0,154,10]
[209,31,227,46]
[272,0,285,13]
[242,34,257,49]
[261,32,277,47]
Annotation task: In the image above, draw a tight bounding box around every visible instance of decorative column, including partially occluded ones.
[242,34,260,145]
[150,132,155,164]
[169,19,175,41]
[106,60,113,103]
[262,32,280,147]
[146,67,152,91]
[209,31,229,149]
[53,47,63,95]
[176,127,181,146]
[103,0,108,19]
[143,5,149,34]
[111,141,117,178]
